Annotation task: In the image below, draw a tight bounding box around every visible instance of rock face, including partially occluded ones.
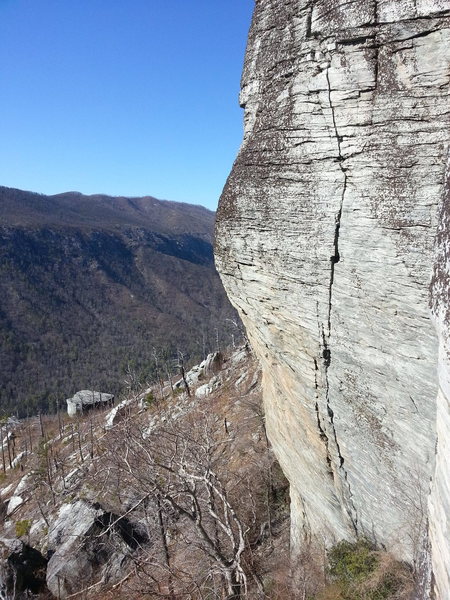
[215,0,450,592]
[429,150,450,600]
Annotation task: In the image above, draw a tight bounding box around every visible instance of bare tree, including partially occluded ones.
[176,350,191,398]
[152,347,166,402]
[225,318,247,350]
[97,413,251,599]
[124,363,140,395]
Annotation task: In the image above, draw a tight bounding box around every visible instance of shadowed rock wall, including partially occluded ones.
[215,0,450,595]
[430,150,450,599]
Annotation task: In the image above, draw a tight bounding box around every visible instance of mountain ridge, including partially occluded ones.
[0,186,214,234]
[0,186,239,416]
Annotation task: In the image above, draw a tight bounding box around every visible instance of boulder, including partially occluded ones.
[46,500,148,598]
[105,398,133,428]
[195,376,221,399]
[6,496,23,516]
[66,390,114,417]
[14,474,32,497]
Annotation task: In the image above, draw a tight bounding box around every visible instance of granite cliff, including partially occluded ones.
[215,1,450,597]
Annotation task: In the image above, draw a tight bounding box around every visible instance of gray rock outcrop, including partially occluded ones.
[66,390,114,416]
[105,397,133,429]
[46,500,147,598]
[173,352,223,391]
[215,0,450,596]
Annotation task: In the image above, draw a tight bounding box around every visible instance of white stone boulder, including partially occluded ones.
[105,398,133,428]
[46,500,148,598]
[173,352,222,391]
[14,473,32,496]
[195,376,221,399]
[0,484,13,498]
[66,390,114,416]
[6,495,23,516]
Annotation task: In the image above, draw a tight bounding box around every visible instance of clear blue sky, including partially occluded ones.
[0,0,254,210]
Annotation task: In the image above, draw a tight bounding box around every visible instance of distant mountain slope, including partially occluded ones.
[0,186,239,416]
[0,187,214,234]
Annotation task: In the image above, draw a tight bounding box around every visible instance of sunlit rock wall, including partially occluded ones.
[215,0,450,588]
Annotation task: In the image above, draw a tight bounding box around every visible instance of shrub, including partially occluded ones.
[322,539,412,600]
[144,391,155,407]
[328,539,377,584]
[15,519,32,538]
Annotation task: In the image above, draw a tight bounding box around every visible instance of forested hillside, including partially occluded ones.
[0,186,240,416]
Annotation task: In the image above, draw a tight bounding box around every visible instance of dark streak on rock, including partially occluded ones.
[322,64,358,535]
[337,34,376,45]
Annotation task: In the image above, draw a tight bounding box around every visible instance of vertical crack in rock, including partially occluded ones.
[314,358,334,480]
[323,65,358,534]
[372,44,380,92]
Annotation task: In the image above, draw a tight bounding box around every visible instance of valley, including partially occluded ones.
[0,186,240,416]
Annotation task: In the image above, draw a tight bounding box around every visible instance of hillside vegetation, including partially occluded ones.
[0,347,414,599]
[0,186,241,416]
